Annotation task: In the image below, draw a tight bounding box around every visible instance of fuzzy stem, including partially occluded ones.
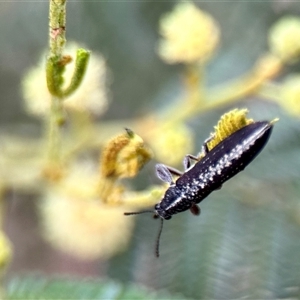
[49,0,66,56]
[46,0,67,164]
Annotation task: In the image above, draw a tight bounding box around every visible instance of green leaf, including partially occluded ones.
[6,276,190,300]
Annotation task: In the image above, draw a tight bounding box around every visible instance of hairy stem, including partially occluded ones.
[46,0,67,164]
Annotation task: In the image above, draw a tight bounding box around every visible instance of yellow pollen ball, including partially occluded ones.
[158,2,220,64]
[269,17,300,63]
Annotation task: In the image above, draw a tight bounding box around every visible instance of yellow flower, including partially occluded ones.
[269,17,300,63]
[158,2,219,64]
[40,164,135,260]
[280,75,300,116]
[148,122,194,166]
[100,129,153,179]
[22,42,108,117]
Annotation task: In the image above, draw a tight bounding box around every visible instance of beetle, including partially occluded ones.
[125,120,275,256]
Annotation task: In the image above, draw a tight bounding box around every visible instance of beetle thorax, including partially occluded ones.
[155,185,192,219]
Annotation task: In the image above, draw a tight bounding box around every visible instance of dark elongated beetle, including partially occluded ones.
[125,120,275,256]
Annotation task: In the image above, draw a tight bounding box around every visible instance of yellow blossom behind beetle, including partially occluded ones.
[158,2,219,64]
[206,109,253,151]
[197,109,278,159]
[22,42,108,117]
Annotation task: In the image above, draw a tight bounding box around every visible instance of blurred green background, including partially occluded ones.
[2,1,300,299]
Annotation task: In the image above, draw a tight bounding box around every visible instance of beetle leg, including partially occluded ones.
[201,133,215,156]
[156,164,182,184]
[183,154,199,170]
[190,203,201,216]
[166,166,183,177]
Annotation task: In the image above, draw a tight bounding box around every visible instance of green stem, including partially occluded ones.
[47,0,67,97]
[256,82,283,103]
[63,49,90,97]
[162,63,205,123]
[48,96,65,162]
[46,0,67,164]
[49,0,66,56]
[162,69,268,124]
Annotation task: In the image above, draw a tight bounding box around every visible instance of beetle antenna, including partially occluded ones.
[124,210,164,258]
[155,218,164,258]
[124,210,153,216]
